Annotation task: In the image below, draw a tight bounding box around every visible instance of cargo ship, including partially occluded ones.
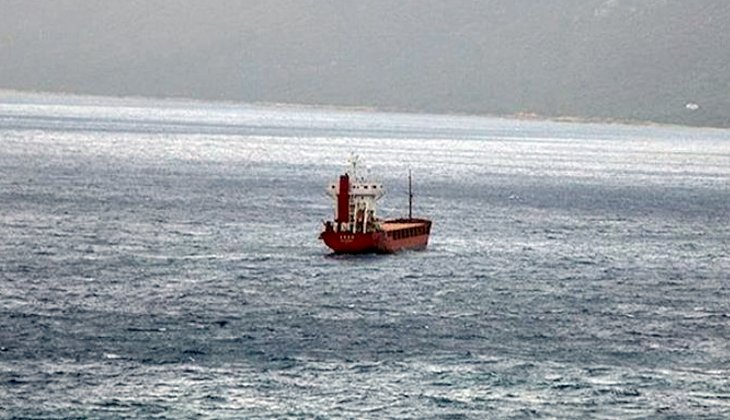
[320,156,432,254]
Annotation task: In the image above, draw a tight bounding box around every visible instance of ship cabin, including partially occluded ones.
[326,157,384,234]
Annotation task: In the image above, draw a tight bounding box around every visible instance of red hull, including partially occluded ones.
[320,218,431,254]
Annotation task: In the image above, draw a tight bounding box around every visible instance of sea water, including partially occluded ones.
[1,93,729,417]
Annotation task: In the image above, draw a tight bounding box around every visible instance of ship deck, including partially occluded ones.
[380,219,430,232]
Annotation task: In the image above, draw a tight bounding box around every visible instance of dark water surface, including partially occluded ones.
[1,94,729,418]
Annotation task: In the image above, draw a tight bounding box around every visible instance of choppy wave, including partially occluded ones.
[1,94,729,417]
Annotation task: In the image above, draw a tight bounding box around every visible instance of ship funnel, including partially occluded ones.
[336,174,350,224]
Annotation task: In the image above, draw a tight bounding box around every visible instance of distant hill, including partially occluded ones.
[1,0,728,127]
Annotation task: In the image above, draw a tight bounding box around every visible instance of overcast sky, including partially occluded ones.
[1,0,728,127]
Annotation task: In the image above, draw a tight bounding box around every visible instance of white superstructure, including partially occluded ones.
[326,155,384,233]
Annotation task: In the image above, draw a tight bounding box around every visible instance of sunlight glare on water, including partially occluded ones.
[1,94,729,417]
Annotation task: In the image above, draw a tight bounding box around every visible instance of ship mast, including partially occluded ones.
[408,169,413,219]
[348,154,359,179]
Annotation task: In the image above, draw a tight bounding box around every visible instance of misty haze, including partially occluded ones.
[2,1,730,418]
[1,0,729,127]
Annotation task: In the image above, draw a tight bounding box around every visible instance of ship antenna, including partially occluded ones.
[408,169,413,219]
[348,154,359,179]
